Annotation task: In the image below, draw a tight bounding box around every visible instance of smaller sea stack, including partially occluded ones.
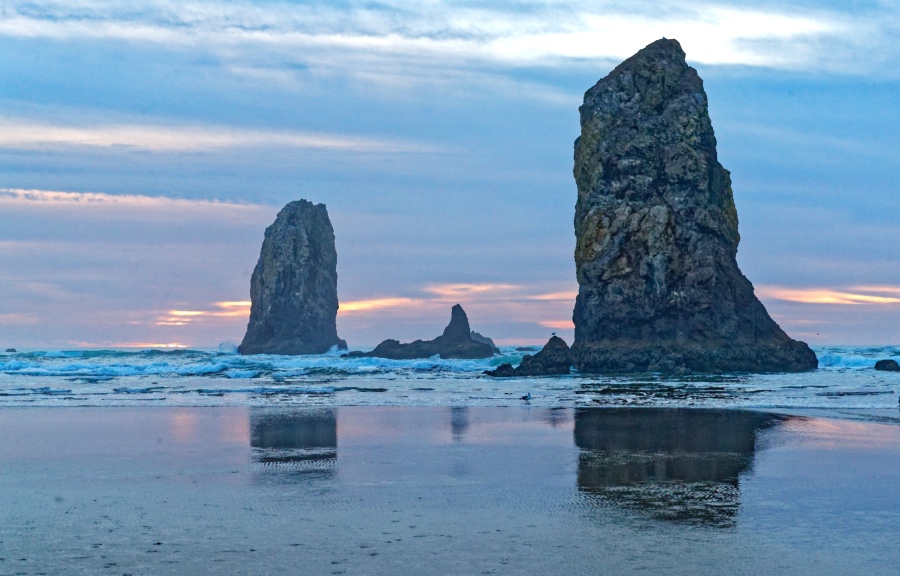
[346,304,495,360]
[486,336,573,377]
[239,200,346,355]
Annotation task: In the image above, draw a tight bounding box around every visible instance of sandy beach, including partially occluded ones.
[0,406,897,575]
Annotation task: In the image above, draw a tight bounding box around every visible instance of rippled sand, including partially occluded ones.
[0,407,898,575]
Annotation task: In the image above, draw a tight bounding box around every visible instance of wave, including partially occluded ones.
[815,346,900,369]
[0,348,527,379]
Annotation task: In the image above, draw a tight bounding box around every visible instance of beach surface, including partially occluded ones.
[1,406,898,575]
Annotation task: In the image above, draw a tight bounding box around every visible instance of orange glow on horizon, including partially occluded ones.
[529,291,578,301]
[758,286,900,305]
[339,297,423,314]
[539,320,575,329]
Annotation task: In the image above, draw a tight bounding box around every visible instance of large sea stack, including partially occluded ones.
[239,200,347,355]
[572,39,817,373]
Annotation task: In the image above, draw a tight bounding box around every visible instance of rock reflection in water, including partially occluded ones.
[574,408,783,527]
[249,408,337,473]
[450,407,469,442]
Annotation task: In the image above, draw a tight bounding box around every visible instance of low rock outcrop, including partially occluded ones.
[486,336,573,377]
[346,304,495,360]
[470,331,501,354]
[571,38,818,374]
[239,200,347,355]
[874,359,900,372]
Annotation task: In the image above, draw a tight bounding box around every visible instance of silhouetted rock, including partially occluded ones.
[4,348,15,353]
[239,200,347,355]
[874,359,900,372]
[486,336,572,377]
[572,38,817,374]
[516,346,539,352]
[348,304,495,359]
[470,331,501,354]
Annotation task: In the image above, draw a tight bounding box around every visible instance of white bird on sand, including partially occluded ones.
[521,393,532,401]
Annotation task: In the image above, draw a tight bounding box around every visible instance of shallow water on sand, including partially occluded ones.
[0,346,899,409]
[0,406,898,575]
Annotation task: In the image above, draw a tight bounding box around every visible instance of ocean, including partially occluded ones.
[1,345,898,410]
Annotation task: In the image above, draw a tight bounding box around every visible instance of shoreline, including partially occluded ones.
[1,406,897,574]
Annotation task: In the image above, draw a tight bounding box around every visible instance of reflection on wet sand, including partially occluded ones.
[575,408,784,527]
[450,406,469,442]
[249,408,337,470]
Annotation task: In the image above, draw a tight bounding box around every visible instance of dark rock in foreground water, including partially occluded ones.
[874,359,900,372]
[571,38,817,374]
[239,200,347,355]
[347,304,495,360]
[486,336,573,377]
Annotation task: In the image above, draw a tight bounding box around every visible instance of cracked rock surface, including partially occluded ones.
[239,200,347,355]
[572,39,817,373]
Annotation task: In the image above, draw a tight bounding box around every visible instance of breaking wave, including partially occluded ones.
[0,346,898,409]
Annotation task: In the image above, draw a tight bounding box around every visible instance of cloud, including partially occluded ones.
[757,285,900,305]
[0,119,434,153]
[0,187,261,209]
[423,283,520,300]
[538,320,575,329]
[154,301,252,326]
[0,1,892,76]
[339,297,425,314]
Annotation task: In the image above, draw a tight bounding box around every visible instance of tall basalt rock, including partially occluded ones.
[572,39,817,373]
[239,200,347,355]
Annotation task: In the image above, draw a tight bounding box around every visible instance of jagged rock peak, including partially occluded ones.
[344,304,495,360]
[239,200,347,355]
[571,38,817,373]
[442,304,472,342]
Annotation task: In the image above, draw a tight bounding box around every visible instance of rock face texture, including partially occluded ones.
[874,359,900,372]
[239,200,347,355]
[349,304,495,359]
[572,38,817,373]
[485,336,573,377]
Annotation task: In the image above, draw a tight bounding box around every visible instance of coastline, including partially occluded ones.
[1,405,897,575]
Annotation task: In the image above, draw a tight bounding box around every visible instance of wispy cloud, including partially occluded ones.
[0,119,434,153]
[154,301,251,326]
[0,187,260,209]
[0,1,892,76]
[758,285,900,305]
[339,297,424,314]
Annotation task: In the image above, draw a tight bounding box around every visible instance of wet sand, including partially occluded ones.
[0,407,898,575]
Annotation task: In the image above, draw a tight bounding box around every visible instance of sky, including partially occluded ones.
[1,0,899,349]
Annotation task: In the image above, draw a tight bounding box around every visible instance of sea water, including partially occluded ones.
[0,346,898,410]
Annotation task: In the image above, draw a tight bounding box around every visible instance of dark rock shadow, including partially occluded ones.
[574,408,784,527]
[250,408,337,477]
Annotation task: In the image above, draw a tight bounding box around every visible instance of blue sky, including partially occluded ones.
[1,0,898,348]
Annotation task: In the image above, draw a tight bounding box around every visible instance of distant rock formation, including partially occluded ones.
[470,331,501,354]
[486,336,572,377]
[4,348,15,353]
[571,38,818,374]
[346,304,495,360]
[239,200,347,355]
[874,359,900,372]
